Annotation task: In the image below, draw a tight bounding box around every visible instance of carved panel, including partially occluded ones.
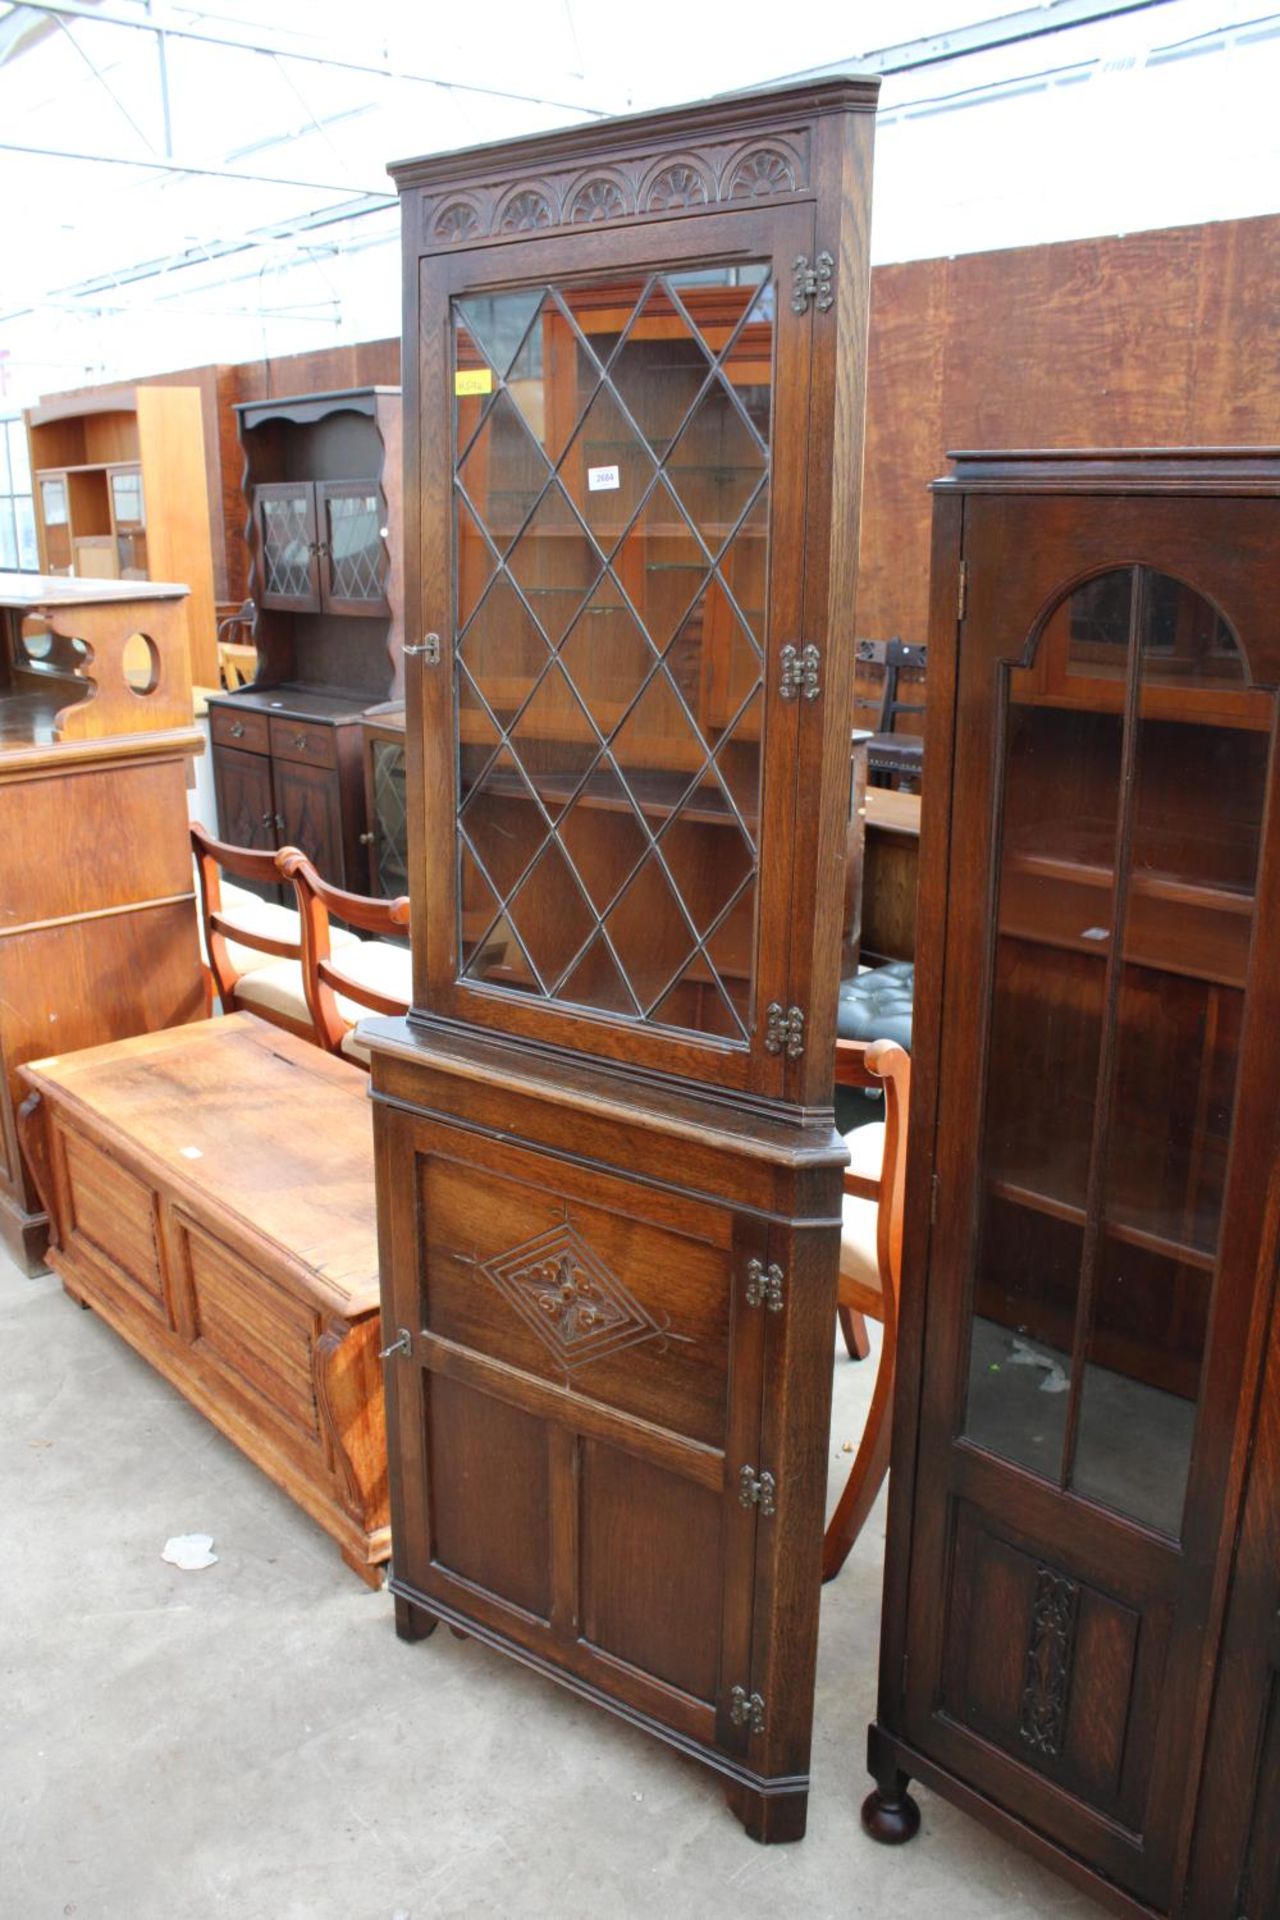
[1019,1566,1080,1758]
[480,1214,687,1372]
[418,130,810,249]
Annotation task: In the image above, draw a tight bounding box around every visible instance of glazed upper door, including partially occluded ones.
[255,483,320,612]
[904,492,1280,1909]
[412,206,816,1097]
[316,480,391,617]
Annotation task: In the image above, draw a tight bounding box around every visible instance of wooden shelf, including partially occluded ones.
[988,1174,1218,1274]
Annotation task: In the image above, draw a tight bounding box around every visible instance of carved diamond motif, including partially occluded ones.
[480,1218,682,1371]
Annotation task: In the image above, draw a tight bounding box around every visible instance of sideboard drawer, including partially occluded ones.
[210,705,270,754]
[270,717,338,769]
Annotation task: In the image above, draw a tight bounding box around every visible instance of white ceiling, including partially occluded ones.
[0,0,1277,407]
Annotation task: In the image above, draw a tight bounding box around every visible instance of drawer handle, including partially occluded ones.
[229,720,245,738]
[293,731,308,749]
[358,831,375,845]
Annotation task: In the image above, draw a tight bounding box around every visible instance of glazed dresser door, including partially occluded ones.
[903,494,1280,1909]
[413,205,821,1102]
[378,1102,778,1798]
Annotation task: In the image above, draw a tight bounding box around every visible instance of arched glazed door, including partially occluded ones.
[898,486,1279,1911]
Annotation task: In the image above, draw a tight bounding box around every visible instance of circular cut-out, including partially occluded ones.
[122,630,160,695]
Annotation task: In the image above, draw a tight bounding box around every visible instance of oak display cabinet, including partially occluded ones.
[867,450,1280,1916]
[367,76,878,1842]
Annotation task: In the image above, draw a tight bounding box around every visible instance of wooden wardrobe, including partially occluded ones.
[366,74,878,1842]
[866,449,1280,1917]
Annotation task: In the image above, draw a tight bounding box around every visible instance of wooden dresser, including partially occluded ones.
[0,574,204,1271]
[867,450,1280,1916]
[207,386,403,892]
[368,74,879,1842]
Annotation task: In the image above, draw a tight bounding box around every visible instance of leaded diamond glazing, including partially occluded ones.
[325,492,384,602]
[261,494,313,600]
[453,263,773,1042]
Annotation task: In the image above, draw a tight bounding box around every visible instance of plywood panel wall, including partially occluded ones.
[852,209,1280,733]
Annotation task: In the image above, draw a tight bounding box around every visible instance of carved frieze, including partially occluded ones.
[419,133,809,250]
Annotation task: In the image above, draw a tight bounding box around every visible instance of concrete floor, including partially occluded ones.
[1,1244,1103,1920]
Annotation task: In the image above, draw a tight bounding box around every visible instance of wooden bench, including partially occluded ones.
[18,1014,389,1585]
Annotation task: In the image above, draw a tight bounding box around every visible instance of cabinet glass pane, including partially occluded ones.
[110,468,144,528]
[1071,582,1267,1533]
[964,565,1271,1539]
[326,490,385,602]
[371,740,408,897]
[261,494,312,599]
[452,267,773,1039]
[40,477,67,526]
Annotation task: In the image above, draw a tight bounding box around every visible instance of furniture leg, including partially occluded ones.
[822,1333,896,1582]
[861,1766,921,1844]
[395,1594,437,1642]
[838,1304,871,1360]
[341,1546,385,1590]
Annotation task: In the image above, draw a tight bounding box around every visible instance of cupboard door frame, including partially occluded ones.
[375,1100,787,1785]
[407,205,820,1103]
[900,490,1280,1909]
[212,742,277,856]
[254,480,320,613]
[315,477,391,618]
[274,754,345,883]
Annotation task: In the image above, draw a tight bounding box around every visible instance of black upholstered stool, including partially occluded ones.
[835,961,914,1130]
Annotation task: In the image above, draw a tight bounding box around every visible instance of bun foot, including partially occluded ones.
[861,1782,921,1844]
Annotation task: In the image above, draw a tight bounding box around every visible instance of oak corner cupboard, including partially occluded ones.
[866,448,1280,1917]
[368,74,878,1842]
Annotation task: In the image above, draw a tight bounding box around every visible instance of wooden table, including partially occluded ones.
[861,786,920,965]
[19,1014,389,1584]
[0,573,205,1270]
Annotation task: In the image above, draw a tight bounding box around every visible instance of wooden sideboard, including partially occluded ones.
[0,574,205,1271]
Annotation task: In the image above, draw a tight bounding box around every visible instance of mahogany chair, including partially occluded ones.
[822,1034,911,1583]
[277,849,411,1065]
[191,822,328,1041]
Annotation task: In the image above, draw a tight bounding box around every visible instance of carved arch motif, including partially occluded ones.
[725,145,797,199]
[496,187,554,233]
[433,200,481,243]
[567,175,630,223]
[643,159,712,212]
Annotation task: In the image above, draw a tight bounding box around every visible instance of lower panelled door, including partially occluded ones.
[379,1106,771,1772]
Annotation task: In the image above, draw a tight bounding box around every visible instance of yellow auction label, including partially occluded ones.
[454,368,493,395]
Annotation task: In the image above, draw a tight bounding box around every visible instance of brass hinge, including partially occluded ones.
[729,1685,766,1733]
[957,560,968,623]
[791,250,834,315]
[745,1258,785,1311]
[738,1464,777,1515]
[779,642,821,701]
[764,1002,805,1057]
[379,1327,413,1360]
